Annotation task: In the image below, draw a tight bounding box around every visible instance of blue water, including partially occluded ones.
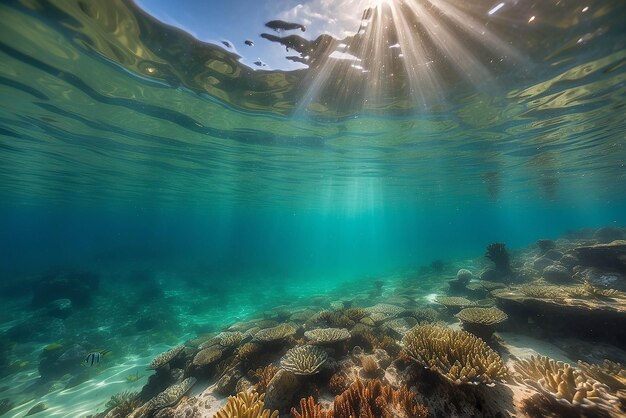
[1,0,626,417]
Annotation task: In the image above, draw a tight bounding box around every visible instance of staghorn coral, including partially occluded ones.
[250,364,280,393]
[513,356,620,412]
[583,280,619,298]
[291,396,332,418]
[578,360,626,391]
[304,328,351,345]
[253,324,297,343]
[291,379,428,418]
[215,391,279,418]
[401,324,507,385]
[280,345,328,375]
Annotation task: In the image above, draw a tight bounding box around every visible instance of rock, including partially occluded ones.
[456,269,473,285]
[480,268,499,282]
[44,298,72,319]
[263,369,299,414]
[215,363,242,395]
[31,269,99,308]
[559,253,579,269]
[574,240,626,273]
[542,263,571,282]
[594,227,624,244]
[532,257,553,272]
[536,239,556,254]
[543,249,563,261]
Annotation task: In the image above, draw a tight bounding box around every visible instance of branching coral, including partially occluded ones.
[582,280,619,298]
[329,373,351,395]
[215,391,278,418]
[513,356,621,412]
[280,345,328,375]
[577,360,626,391]
[518,284,565,299]
[104,391,141,417]
[401,324,507,385]
[304,328,351,345]
[250,364,280,393]
[291,379,428,418]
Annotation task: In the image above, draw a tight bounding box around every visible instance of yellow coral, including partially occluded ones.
[214,391,278,418]
[401,324,507,385]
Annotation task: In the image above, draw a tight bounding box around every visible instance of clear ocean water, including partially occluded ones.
[0,0,625,417]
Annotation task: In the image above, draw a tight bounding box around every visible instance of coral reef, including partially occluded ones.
[574,240,626,272]
[455,307,508,340]
[147,345,185,370]
[401,324,508,385]
[214,391,278,418]
[104,391,141,418]
[434,296,476,313]
[250,364,279,393]
[291,379,428,418]
[304,328,351,345]
[513,356,621,413]
[280,345,328,375]
[329,373,351,395]
[253,324,297,343]
[485,243,512,274]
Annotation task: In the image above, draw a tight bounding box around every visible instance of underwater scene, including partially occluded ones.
[0,0,625,417]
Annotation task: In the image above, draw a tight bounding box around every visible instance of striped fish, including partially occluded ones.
[84,350,110,367]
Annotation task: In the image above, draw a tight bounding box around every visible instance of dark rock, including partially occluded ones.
[542,263,571,282]
[215,364,242,395]
[532,257,553,272]
[485,243,511,273]
[263,369,299,414]
[536,239,556,254]
[31,269,99,308]
[44,298,72,319]
[574,240,626,273]
[559,253,579,269]
[543,249,563,261]
[480,268,500,282]
[594,227,624,244]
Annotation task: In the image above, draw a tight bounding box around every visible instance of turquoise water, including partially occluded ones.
[1,0,625,417]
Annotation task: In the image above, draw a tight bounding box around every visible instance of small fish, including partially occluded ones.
[244,39,254,47]
[83,350,110,367]
[221,40,232,48]
[253,60,266,67]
